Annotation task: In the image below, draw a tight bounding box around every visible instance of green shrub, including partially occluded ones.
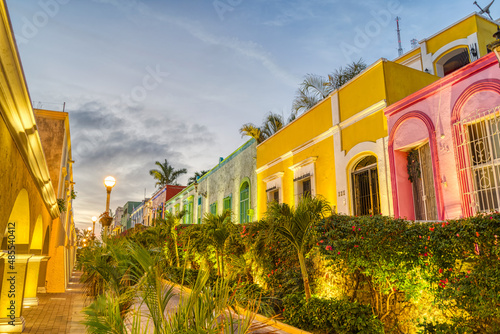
[163,266,217,288]
[282,293,384,333]
[316,213,500,332]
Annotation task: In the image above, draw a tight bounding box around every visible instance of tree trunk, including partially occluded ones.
[297,251,311,300]
[216,250,220,276]
[173,229,180,267]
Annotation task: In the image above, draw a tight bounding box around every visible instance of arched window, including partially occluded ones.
[351,156,380,216]
[240,182,250,223]
[435,47,470,77]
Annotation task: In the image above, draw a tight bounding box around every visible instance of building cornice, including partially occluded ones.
[0,3,59,218]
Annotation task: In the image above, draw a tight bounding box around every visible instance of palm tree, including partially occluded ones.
[239,112,286,144]
[292,59,367,116]
[187,170,209,185]
[149,159,187,188]
[265,196,331,300]
[202,210,234,277]
[163,210,185,267]
[326,58,367,91]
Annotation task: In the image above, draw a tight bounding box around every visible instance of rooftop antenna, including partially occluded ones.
[411,38,418,49]
[396,16,403,57]
[474,0,495,20]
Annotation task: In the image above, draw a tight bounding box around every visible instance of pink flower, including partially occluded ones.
[456,233,460,237]
[429,227,435,232]
[354,245,359,248]
[352,226,356,231]
[337,251,341,255]
[325,245,333,251]
[439,268,443,274]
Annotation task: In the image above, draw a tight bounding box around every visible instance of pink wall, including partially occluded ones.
[385,53,500,220]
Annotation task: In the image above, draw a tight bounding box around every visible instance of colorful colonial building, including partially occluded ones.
[385,52,500,220]
[256,12,499,220]
[165,139,257,224]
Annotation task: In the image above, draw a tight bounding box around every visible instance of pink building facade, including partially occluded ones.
[385,53,500,220]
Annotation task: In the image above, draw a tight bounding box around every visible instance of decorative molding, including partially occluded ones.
[339,100,387,129]
[256,128,334,174]
[289,156,318,171]
[262,172,284,183]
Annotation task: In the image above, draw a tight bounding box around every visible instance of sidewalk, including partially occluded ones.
[22,270,87,333]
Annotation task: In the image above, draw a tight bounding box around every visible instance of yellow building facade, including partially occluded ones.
[0,2,75,332]
[394,13,497,77]
[256,61,437,219]
[256,13,498,220]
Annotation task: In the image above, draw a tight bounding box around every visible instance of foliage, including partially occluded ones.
[82,240,260,334]
[326,59,367,91]
[282,293,384,334]
[292,59,367,115]
[187,169,209,185]
[202,210,235,277]
[57,198,66,213]
[239,112,289,143]
[407,149,421,183]
[71,189,77,200]
[149,158,187,188]
[316,213,500,332]
[265,195,332,300]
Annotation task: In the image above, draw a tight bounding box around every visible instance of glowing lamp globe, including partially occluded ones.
[92,216,98,223]
[104,176,116,189]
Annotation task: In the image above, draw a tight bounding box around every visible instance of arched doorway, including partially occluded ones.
[0,189,32,331]
[351,156,380,216]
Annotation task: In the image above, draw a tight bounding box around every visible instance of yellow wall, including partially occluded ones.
[383,61,439,105]
[338,62,386,122]
[425,16,475,55]
[256,97,336,219]
[341,110,387,153]
[257,97,332,167]
[339,61,438,153]
[257,138,336,219]
[394,48,420,65]
[476,15,499,56]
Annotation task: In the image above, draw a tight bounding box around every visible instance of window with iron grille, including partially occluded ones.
[351,156,380,216]
[465,113,500,213]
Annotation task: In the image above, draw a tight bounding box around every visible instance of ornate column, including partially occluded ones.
[23,255,50,307]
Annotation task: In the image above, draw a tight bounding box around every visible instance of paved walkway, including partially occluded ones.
[22,270,86,333]
[20,270,295,334]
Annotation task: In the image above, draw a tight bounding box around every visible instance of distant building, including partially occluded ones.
[150,185,185,222]
[112,206,124,234]
[130,201,145,228]
[121,201,141,230]
[165,139,257,224]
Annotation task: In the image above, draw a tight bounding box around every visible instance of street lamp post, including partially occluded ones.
[91,216,97,240]
[488,27,500,66]
[102,176,116,238]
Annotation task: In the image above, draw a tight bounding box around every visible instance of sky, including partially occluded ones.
[4,0,498,230]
